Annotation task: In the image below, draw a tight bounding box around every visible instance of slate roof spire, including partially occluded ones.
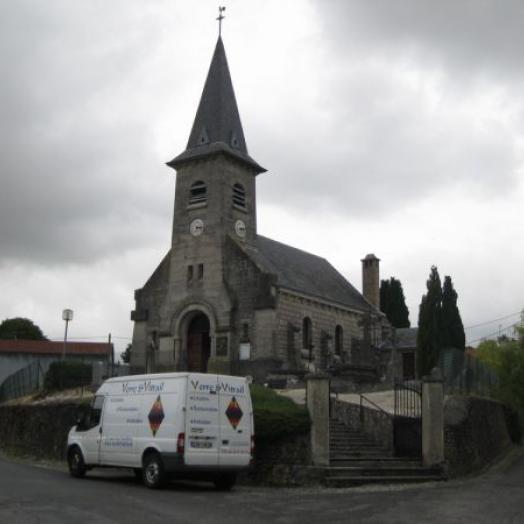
[168,36,265,174]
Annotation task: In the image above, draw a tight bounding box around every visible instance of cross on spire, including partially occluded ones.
[217,6,226,36]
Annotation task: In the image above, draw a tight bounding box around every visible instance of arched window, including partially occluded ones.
[302,317,312,361]
[232,183,246,208]
[189,181,206,205]
[335,325,343,356]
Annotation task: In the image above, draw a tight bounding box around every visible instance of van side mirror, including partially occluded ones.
[75,413,86,429]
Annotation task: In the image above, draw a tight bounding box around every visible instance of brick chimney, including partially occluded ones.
[361,254,380,308]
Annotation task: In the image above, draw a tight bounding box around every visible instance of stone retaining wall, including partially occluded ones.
[243,433,314,486]
[0,401,88,460]
[444,395,518,477]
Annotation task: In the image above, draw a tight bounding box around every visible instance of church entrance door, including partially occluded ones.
[186,313,211,372]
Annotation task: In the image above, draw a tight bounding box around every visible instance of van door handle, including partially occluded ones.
[222,440,229,445]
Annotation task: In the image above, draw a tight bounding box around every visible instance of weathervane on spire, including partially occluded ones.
[217,6,226,36]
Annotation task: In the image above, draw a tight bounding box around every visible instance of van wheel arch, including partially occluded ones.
[67,445,87,478]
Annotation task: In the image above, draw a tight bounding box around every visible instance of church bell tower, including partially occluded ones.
[144,34,266,374]
[168,36,265,248]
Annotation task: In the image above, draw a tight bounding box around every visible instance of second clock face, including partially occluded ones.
[235,219,246,238]
[189,218,204,236]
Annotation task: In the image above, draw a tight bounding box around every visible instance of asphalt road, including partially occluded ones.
[0,450,523,524]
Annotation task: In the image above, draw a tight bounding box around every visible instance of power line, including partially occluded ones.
[464,311,522,330]
[48,335,132,341]
[466,321,519,345]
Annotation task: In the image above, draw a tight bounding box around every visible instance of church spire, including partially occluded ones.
[168,36,265,174]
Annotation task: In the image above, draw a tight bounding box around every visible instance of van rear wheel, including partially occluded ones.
[68,447,87,478]
[142,453,165,489]
[214,473,236,491]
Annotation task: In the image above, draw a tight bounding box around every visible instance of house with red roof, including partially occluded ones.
[0,339,113,386]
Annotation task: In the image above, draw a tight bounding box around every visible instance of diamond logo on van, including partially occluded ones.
[225,397,243,430]
[148,395,165,437]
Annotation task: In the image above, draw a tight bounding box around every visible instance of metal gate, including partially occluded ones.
[393,379,422,457]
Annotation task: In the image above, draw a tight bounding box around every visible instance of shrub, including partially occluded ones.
[44,361,92,392]
[251,385,310,444]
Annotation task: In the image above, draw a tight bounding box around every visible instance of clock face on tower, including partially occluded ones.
[235,219,246,238]
[189,218,204,236]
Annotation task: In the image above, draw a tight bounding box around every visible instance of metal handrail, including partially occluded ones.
[359,393,392,419]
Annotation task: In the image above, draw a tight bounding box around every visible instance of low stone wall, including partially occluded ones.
[0,400,314,486]
[444,396,517,477]
[331,398,393,452]
[243,433,315,486]
[0,401,87,460]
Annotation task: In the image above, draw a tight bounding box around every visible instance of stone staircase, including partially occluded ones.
[324,419,445,487]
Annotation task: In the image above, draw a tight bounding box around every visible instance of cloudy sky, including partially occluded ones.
[1,0,523,356]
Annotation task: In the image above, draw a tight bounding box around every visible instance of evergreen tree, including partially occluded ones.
[120,344,132,364]
[0,317,47,340]
[416,266,442,377]
[380,277,410,328]
[441,276,465,351]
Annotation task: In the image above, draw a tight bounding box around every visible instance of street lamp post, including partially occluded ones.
[62,309,74,359]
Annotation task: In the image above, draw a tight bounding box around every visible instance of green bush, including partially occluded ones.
[44,360,92,392]
[251,385,310,443]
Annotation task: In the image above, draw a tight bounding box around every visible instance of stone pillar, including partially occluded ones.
[422,367,444,467]
[306,373,330,466]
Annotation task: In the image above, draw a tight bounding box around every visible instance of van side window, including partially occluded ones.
[88,395,105,429]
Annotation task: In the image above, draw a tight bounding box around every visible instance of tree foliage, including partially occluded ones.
[416,266,443,377]
[416,268,467,377]
[380,277,410,328]
[0,317,47,340]
[120,344,132,364]
[441,276,466,351]
[477,325,524,415]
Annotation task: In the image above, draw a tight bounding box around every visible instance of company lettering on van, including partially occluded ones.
[190,380,218,394]
[190,379,245,395]
[121,381,165,394]
[219,382,245,395]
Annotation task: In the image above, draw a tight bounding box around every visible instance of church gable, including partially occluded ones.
[132,250,171,323]
[224,235,277,311]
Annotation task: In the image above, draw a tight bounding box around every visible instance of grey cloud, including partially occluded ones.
[318,0,524,82]
[253,61,518,217]
[0,1,175,265]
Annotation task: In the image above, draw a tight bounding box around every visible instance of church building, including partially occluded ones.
[130,35,386,381]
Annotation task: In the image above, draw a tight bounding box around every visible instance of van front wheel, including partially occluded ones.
[142,453,165,489]
[68,447,87,478]
[214,473,236,491]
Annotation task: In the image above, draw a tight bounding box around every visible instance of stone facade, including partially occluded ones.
[130,36,386,381]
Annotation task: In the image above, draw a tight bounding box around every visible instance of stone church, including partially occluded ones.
[130,36,387,381]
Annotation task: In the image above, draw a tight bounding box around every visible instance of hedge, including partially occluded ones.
[251,385,310,443]
[44,361,92,392]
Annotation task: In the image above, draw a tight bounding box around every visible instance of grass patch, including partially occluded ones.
[251,385,310,443]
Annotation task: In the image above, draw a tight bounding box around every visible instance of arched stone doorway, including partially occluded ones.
[187,313,211,372]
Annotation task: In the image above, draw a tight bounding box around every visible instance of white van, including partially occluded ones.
[67,372,254,490]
